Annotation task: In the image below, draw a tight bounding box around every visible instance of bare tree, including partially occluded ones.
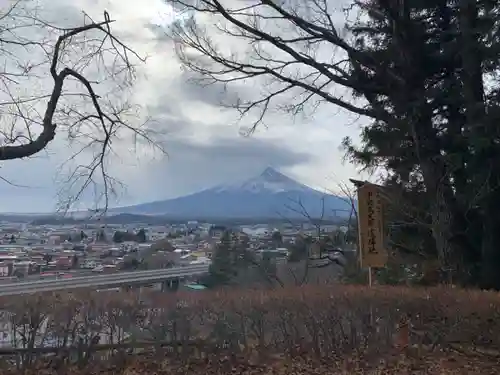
[334,181,358,239]
[284,196,326,240]
[278,196,347,285]
[0,2,164,211]
[166,0,372,129]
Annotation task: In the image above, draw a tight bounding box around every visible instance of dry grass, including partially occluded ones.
[0,285,499,373]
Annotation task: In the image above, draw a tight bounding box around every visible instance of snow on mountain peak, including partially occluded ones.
[260,167,289,181]
[214,167,312,194]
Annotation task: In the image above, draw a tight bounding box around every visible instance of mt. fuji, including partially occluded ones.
[115,167,352,220]
[213,167,312,194]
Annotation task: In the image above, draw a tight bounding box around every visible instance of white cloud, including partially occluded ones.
[0,0,367,213]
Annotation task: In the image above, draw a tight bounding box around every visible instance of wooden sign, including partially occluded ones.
[357,182,388,268]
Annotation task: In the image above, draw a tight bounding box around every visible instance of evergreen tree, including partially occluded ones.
[113,231,124,243]
[43,253,52,265]
[96,229,106,242]
[136,228,147,243]
[340,0,500,287]
[271,231,283,247]
[288,235,311,263]
[260,251,277,280]
[206,230,236,286]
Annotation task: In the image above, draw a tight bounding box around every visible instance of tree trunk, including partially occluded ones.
[456,0,500,289]
[428,193,455,282]
[479,195,500,289]
[421,161,471,284]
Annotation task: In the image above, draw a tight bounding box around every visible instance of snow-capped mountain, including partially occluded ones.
[115,167,352,219]
[214,167,312,194]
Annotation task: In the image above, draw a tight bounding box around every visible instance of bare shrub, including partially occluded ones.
[0,285,499,373]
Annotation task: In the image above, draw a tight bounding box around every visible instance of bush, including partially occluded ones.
[0,285,499,374]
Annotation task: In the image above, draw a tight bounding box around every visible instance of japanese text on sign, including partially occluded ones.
[357,183,387,268]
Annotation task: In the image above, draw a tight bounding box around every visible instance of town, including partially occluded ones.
[0,220,350,285]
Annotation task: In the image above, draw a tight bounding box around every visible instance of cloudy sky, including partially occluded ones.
[0,0,369,213]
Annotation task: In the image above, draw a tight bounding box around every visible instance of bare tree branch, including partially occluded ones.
[0,4,165,212]
[279,194,347,285]
[165,0,393,131]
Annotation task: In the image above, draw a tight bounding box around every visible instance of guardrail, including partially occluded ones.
[0,264,210,296]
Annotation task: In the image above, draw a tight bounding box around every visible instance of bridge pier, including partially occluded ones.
[160,280,170,292]
[160,278,180,292]
[171,278,179,291]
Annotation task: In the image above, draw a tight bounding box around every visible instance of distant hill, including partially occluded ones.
[0,214,48,223]
[29,213,168,226]
[113,167,353,220]
[29,214,343,226]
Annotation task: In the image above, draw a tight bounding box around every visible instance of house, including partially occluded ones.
[0,262,10,277]
[171,248,191,264]
[208,225,226,238]
[179,253,211,266]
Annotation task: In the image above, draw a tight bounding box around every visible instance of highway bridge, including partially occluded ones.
[0,264,210,297]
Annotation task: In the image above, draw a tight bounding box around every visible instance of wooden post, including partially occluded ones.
[351,179,390,331]
[368,267,373,326]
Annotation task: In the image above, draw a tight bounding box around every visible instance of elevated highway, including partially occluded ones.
[0,264,209,296]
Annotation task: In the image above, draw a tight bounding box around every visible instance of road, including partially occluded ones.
[0,264,210,296]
